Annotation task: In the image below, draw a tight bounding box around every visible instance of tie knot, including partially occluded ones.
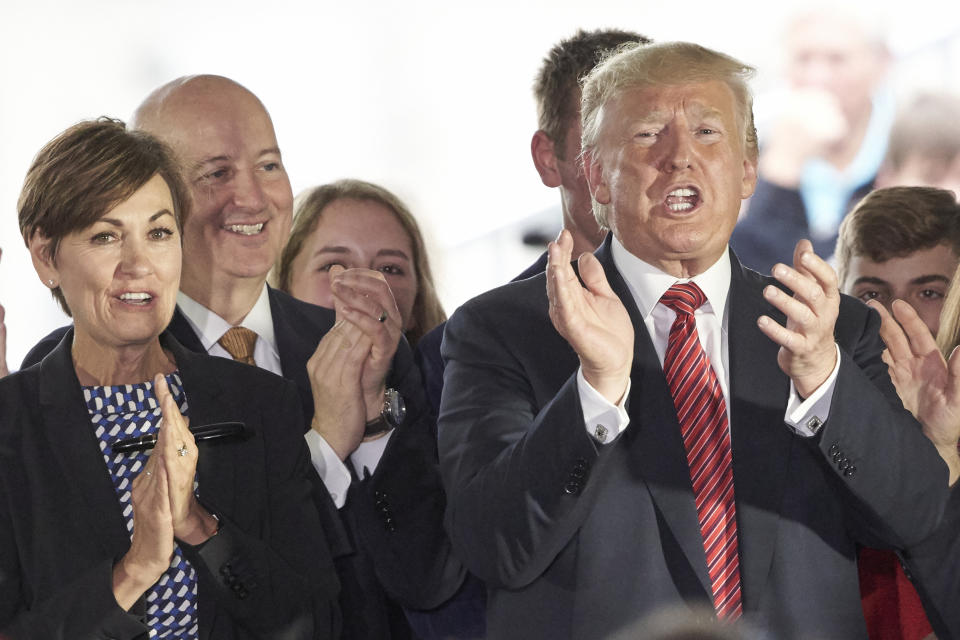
[218,326,258,365]
[660,282,707,316]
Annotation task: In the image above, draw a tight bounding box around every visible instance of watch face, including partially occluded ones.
[385,388,406,428]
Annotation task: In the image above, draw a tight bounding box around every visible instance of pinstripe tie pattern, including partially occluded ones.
[660,283,742,620]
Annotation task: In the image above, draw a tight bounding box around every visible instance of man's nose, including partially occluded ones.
[231,168,268,211]
[660,129,695,172]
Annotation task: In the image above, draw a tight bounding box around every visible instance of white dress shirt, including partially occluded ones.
[577,237,839,443]
[177,287,391,508]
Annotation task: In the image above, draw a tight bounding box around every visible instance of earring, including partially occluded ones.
[47,279,55,287]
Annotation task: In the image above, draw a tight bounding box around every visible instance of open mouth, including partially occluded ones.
[223,222,265,236]
[118,292,153,306]
[664,187,701,212]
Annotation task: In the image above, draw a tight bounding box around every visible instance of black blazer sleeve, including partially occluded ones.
[903,486,960,639]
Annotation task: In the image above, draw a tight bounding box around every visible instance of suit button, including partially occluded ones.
[829,443,839,455]
[838,458,850,471]
[564,482,581,495]
[832,451,843,463]
[843,466,857,478]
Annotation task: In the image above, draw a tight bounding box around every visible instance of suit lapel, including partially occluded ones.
[268,287,321,421]
[596,239,713,598]
[725,253,794,609]
[38,330,131,555]
[167,305,206,353]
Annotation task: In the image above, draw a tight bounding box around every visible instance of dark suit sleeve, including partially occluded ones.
[438,298,617,590]
[347,337,465,610]
[816,300,949,548]
[179,378,340,639]
[0,501,147,640]
[902,485,960,639]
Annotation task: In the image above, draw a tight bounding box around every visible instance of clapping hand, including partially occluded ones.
[870,299,960,486]
[546,229,633,404]
[758,240,840,399]
[329,266,403,420]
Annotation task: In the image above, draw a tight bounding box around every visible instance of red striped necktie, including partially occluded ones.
[660,282,743,620]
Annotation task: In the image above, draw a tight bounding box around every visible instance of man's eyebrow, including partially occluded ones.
[851,276,891,287]
[909,274,952,286]
[258,147,282,157]
[192,155,230,171]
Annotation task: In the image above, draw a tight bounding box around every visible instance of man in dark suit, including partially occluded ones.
[438,41,950,639]
[134,75,461,638]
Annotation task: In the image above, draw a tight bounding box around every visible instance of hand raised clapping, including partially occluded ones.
[546,230,633,404]
[758,240,840,398]
[870,299,960,486]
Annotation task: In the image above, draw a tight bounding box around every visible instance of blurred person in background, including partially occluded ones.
[834,185,960,640]
[1,118,338,639]
[731,8,892,274]
[874,92,960,194]
[272,178,446,348]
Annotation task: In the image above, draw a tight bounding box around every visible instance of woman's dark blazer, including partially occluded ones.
[0,330,340,639]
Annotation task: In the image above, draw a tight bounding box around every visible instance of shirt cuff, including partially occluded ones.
[303,430,352,508]
[784,343,841,437]
[350,430,395,479]
[577,367,631,444]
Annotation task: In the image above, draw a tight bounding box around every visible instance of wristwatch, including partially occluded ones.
[364,387,406,437]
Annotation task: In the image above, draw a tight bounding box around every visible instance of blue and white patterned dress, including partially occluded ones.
[83,372,199,639]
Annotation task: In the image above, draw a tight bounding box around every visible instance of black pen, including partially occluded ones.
[112,421,247,453]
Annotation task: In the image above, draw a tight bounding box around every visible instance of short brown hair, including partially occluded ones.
[274,179,446,346]
[534,28,650,158]
[18,117,188,316]
[581,41,758,228]
[836,186,960,288]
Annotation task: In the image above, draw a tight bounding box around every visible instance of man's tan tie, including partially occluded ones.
[218,327,258,366]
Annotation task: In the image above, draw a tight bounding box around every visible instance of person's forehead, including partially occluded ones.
[155,90,277,160]
[607,81,737,122]
[849,246,960,280]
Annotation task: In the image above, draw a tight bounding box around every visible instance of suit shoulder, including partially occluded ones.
[20,325,71,369]
[267,287,335,333]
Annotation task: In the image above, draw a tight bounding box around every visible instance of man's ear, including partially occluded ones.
[531,130,563,188]
[583,148,611,205]
[27,231,60,288]
[741,156,759,200]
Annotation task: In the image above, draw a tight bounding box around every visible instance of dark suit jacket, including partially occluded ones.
[438,237,949,640]
[0,330,339,639]
[903,485,960,639]
[20,289,464,638]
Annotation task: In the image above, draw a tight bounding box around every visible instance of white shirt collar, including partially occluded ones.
[176,285,279,358]
[609,235,731,322]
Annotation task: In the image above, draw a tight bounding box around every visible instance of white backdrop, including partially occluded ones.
[2,0,959,368]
